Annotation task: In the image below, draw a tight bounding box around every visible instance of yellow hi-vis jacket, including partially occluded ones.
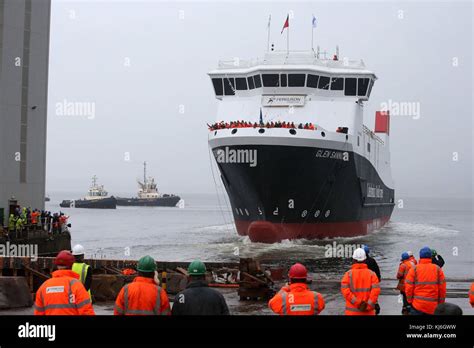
[72,262,92,298]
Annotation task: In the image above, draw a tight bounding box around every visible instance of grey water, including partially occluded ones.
[47,193,472,281]
[0,194,469,315]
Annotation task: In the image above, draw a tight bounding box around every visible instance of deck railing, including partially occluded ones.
[363,125,384,145]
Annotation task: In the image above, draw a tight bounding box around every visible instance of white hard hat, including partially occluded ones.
[352,248,367,261]
[407,251,413,256]
[72,244,85,256]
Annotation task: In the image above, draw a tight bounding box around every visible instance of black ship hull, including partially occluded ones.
[59,200,72,208]
[212,143,395,243]
[74,197,117,209]
[116,195,180,207]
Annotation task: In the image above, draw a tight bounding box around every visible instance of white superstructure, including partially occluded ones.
[84,176,111,200]
[208,50,393,189]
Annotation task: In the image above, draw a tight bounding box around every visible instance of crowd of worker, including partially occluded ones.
[3,205,69,239]
[208,120,317,131]
[33,244,473,316]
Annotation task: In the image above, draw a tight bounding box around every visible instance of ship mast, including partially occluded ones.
[143,161,147,186]
[92,175,97,187]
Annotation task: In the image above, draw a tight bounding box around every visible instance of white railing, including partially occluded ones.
[363,125,384,145]
[217,51,366,70]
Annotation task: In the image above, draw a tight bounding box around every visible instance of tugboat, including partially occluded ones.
[116,162,181,207]
[59,200,72,208]
[207,37,395,243]
[61,176,116,209]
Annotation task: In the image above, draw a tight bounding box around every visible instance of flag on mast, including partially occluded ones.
[312,14,317,28]
[311,14,317,51]
[281,14,289,34]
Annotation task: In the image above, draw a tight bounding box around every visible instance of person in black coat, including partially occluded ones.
[363,245,381,314]
[363,245,381,281]
[431,249,445,268]
[172,260,229,315]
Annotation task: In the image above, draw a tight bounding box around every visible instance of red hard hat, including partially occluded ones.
[54,250,75,267]
[288,263,307,279]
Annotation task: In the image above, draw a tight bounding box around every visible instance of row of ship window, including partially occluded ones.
[211,74,372,97]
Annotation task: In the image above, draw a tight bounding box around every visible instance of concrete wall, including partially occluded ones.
[0,0,50,221]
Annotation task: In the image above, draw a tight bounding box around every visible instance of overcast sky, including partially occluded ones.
[45,0,472,199]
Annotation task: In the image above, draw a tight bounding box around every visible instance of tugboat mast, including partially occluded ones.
[91,175,97,187]
[143,161,147,186]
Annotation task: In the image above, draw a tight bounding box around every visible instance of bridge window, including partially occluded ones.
[358,78,369,96]
[330,77,344,90]
[288,74,306,87]
[318,76,330,90]
[224,77,235,95]
[247,76,255,89]
[307,74,319,88]
[262,74,279,87]
[236,77,248,90]
[280,74,287,87]
[344,78,357,96]
[212,78,223,96]
[253,74,262,88]
[366,79,374,97]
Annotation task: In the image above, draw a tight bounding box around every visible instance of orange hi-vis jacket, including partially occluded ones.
[341,263,380,315]
[34,269,95,315]
[409,256,418,265]
[404,258,446,314]
[396,259,415,292]
[469,283,474,307]
[268,283,325,315]
[114,276,170,315]
[31,212,39,225]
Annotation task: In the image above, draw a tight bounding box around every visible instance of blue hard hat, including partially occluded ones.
[363,245,370,255]
[419,247,431,259]
[401,252,409,261]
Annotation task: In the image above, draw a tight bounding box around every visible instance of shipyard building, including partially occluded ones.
[0,0,51,224]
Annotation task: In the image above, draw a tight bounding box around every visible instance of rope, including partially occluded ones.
[207,144,237,236]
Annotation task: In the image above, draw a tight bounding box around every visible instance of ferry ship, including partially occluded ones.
[208,49,395,243]
[116,162,181,207]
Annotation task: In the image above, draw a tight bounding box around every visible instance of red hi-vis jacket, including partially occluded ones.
[396,259,415,292]
[268,283,325,315]
[114,276,170,315]
[341,263,380,315]
[469,283,474,307]
[404,258,446,314]
[34,270,95,315]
